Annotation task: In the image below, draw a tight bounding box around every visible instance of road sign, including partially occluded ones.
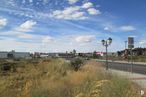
[128,37,134,49]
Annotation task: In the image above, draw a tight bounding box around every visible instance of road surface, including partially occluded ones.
[98,61,146,74]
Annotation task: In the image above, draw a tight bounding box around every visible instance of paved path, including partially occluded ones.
[96,59,146,65]
[96,60,146,89]
[96,59,146,74]
[108,62,146,74]
[109,69,146,89]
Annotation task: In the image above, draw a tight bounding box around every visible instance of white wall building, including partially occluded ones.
[0,51,31,59]
[13,52,31,59]
[0,52,8,58]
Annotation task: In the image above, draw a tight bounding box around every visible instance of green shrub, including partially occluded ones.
[70,58,84,71]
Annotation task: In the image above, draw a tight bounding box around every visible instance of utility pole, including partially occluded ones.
[124,41,128,62]
[105,42,108,70]
[124,41,127,50]
[128,37,134,73]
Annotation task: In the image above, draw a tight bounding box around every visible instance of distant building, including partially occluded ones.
[117,48,146,57]
[0,50,31,59]
[48,53,59,58]
[78,53,93,58]
[39,53,48,58]
[33,52,60,58]
[13,52,31,59]
[96,52,106,56]
[33,52,41,58]
[0,52,8,58]
[58,53,75,59]
[132,48,146,56]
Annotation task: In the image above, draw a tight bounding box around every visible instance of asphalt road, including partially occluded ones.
[100,61,146,74]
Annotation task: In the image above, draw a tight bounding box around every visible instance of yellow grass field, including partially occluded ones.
[0,58,142,97]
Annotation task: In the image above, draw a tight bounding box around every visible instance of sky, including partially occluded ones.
[0,0,146,53]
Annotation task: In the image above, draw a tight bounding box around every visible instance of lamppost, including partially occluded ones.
[101,37,112,70]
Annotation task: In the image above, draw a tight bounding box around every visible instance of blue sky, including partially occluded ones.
[0,0,146,52]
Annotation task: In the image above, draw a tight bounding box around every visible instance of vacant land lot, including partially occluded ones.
[0,58,142,97]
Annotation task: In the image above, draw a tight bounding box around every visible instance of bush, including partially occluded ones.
[70,58,84,71]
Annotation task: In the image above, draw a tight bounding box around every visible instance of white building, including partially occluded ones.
[0,51,31,59]
[8,51,31,59]
[14,52,31,59]
[0,52,8,58]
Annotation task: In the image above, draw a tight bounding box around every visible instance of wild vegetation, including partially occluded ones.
[0,58,142,97]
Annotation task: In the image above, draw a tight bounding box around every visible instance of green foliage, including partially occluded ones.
[70,58,84,71]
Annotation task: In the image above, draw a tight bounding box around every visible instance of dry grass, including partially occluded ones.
[0,58,141,97]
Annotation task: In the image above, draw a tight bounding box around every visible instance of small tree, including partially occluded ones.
[70,57,83,71]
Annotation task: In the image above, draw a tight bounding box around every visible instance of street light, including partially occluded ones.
[101,37,112,70]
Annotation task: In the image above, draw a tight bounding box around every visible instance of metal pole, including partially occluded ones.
[106,41,108,70]
[125,41,127,50]
[124,41,128,62]
[130,49,133,73]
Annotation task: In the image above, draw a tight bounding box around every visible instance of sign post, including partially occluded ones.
[128,37,134,49]
[128,37,134,73]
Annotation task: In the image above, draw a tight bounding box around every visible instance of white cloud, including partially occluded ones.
[62,6,80,15]
[139,40,146,45]
[0,39,41,52]
[0,35,97,52]
[75,35,95,43]
[22,0,26,4]
[103,24,116,32]
[68,0,78,4]
[51,5,101,20]
[51,6,87,20]
[43,0,48,4]
[71,12,87,19]
[42,36,53,44]
[87,8,101,15]
[18,33,34,39]
[7,0,16,7]
[50,1,101,20]
[16,20,37,32]
[0,20,55,48]
[0,20,37,39]
[82,2,93,9]
[104,27,110,31]
[29,0,33,3]
[120,26,136,32]
[103,24,136,32]
[1,1,101,21]
[0,18,7,28]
